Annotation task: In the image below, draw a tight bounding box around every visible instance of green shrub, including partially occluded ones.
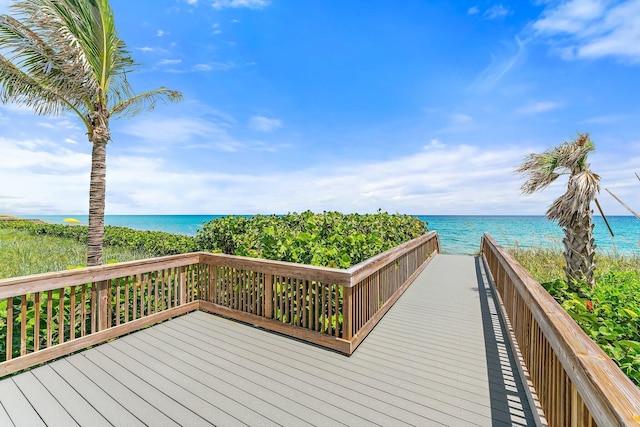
[195,210,428,268]
[0,221,196,257]
[540,274,640,386]
[513,246,640,386]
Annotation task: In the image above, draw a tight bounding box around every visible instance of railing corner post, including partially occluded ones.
[342,285,353,341]
[97,280,109,331]
[179,267,187,305]
[264,274,273,319]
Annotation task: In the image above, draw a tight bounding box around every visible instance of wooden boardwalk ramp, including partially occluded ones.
[0,254,537,426]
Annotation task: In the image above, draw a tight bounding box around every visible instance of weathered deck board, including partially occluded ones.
[0,254,536,426]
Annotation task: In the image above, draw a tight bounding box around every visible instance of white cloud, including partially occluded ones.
[582,114,626,124]
[95,143,544,215]
[468,6,480,15]
[484,4,512,19]
[158,59,182,65]
[136,47,155,53]
[1,103,37,114]
[249,116,282,132]
[186,0,198,4]
[120,116,242,152]
[0,137,90,214]
[451,113,473,123]
[3,133,639,216]
[192,62,236,71]
[211,0,270,10]
[165,62,236,73]
[471,37,527,92]
[517,100,560,114]
[533,0,640,62]
[533,0,606,34]
[156,30,168,37]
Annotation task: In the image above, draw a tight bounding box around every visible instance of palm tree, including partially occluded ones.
[517,133,606,288]
[0,0,182,266]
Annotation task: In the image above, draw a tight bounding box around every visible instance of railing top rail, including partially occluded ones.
[199,252,352,286]
[481,232,640,426]
[0,252,202,299]
[0,231,439,298]
[346,231,439,285]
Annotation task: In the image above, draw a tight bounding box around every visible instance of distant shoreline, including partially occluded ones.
[6,213,639,255]
[0,215,45,223]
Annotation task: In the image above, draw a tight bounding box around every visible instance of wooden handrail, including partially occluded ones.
[0,252,201,298]
[199,252,351,286]
[481,233,640,426]
[346,231,439,285]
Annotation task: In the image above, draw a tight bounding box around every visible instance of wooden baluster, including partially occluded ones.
[80,284,87,337]
[58,288,65,344]
[180,266,187,306]
[34,293,40,352]
[46,290,53,347]
[133,274,140,320]
[167,268,171,309]
[69,286,76,340]
[303,280,309,329]
[115,278,121,325]
[153,272,159,314]
[124,276,130,323]
[6,297,13,360]
[314,281,319,331]
[21,295,27,356]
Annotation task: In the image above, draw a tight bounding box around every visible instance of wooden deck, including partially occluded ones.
[0,254,537,426]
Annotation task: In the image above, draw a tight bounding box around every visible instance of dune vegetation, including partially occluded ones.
[511,246,640,385]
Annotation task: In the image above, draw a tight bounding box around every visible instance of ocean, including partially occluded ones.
[32,215,640,255]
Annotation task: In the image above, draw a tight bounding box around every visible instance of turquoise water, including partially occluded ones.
[32,215,640,255]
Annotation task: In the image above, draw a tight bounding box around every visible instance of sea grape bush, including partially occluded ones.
[542,272,640,386]
[195,210,428,268]
[0,221,196,256]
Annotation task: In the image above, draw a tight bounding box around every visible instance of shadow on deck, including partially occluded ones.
[0,254,536,426]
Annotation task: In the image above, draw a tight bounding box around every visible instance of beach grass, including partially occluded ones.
[509,245,640,284]
[0,228,153,279]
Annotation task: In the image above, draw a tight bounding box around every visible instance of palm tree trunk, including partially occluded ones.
[563,210,596,288]
[87,140,107,266]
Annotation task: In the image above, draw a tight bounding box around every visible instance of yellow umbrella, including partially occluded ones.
[63,218,81,224]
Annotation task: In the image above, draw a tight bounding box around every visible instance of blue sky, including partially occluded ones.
[1,0,639,215]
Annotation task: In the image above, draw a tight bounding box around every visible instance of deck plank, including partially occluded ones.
[64,353,181,427]
[48,358,145,426]
[11,372,78,427]
[0,379,44,427]
[130,329,345,427]
[94,344,246,427]
[0,254,536,426]
[29,366,111,427]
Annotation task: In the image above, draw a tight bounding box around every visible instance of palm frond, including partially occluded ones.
[110,87,183,119]
[0,1,94,113]
[1,0,180,125]
[547,170,600,227]
[0,54,67,115]
[515,152,562,193]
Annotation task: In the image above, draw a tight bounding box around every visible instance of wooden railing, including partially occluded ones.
[196,230,440,354]
[0,232,439,376]
[0,253,202,377]
[481,233,640,427]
